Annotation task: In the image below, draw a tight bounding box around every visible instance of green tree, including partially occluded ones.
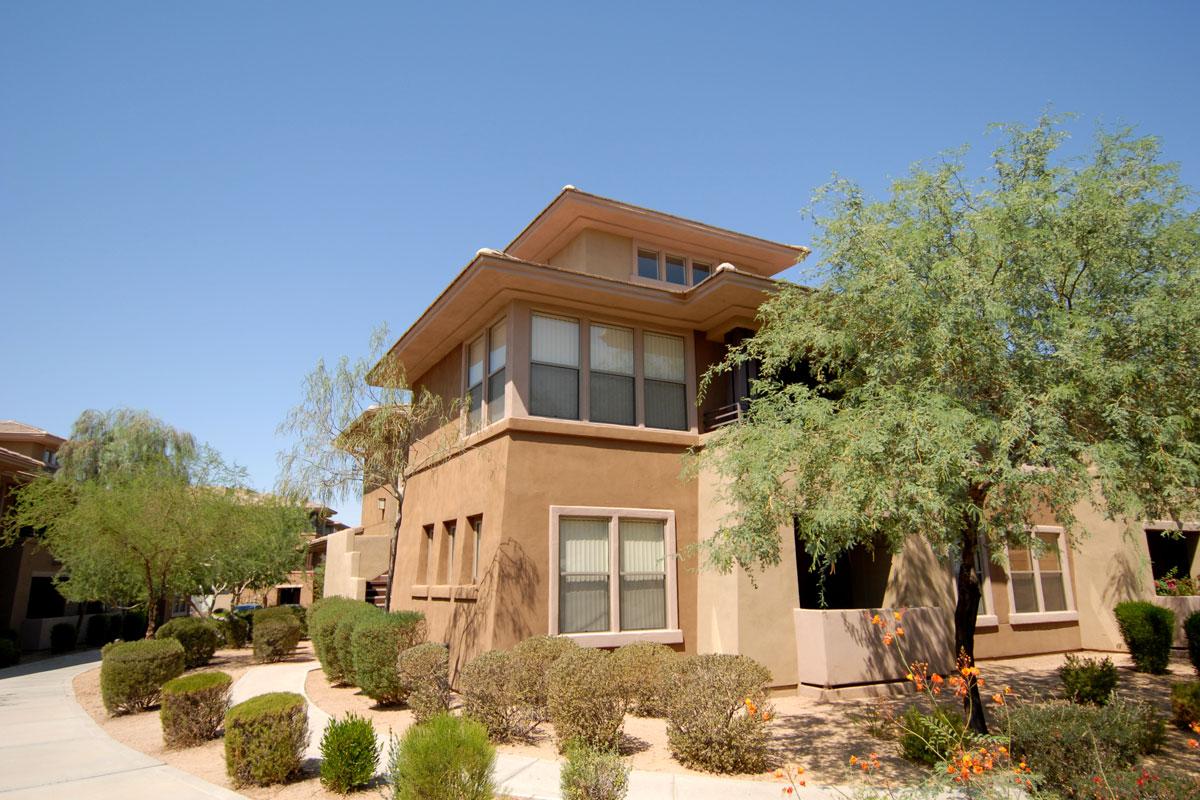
[700,117,1200,732]
[277,325,453,608]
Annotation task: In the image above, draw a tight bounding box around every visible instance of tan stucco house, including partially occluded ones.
[365,188,1187,691]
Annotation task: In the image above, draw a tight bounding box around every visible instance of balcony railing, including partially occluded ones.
[702,401,749,432]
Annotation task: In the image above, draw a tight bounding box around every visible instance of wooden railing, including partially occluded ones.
[702,401,749,432]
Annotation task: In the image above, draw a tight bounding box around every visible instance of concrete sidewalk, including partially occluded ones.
[0,651,245,799]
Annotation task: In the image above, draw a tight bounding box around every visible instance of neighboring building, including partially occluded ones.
[365,188,1184,690]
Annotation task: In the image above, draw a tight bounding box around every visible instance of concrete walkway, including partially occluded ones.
[0,651,244,799]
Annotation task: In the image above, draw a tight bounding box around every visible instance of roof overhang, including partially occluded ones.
[0,446,47,475]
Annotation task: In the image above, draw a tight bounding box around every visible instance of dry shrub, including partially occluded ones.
[609,642,677,717]
[160,671,232,747]
[547,648,626,752]
[665,653,772,773]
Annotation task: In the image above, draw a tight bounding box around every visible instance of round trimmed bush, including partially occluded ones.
[510,635,578,724]
[460,649,531,743]
[254,605,305,638]
[100,638,185,714]
[319,713,379,793]
[547,647,625,752]
[253,615,302,663]
[332,603,383,686]
[1114,601,1175,674]
[224,692,308,787]
[610,642,678,717]
[155,617,221,668]
[0,638,19,668]
[50,622,76,654]
[388,713,495,800]
[666,653,772,773]
[397,642,451,723]
[161,671,232,747]
[352,611,426,705]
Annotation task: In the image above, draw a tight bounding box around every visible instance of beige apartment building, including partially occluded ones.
[365,188,1185,691]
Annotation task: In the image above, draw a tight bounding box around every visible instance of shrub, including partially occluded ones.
[86,614,117,648]
[120,610,148,641]
[216,612,250,649]
[50,622,76,654]
[100,638,185,714]
[1074,766,1200,800]
[160,671,232,747]
[224,692,308,787]
[897,705,967,765]
[155,617,221,668]
[253,615,302,663]
[396,642,450,722]
[332,603,383,686]
[352,611,427,705]
[387,713,495,800]
[460,650,534,742]
[0,638,18,668]
[1005,697,1165,794]
[1185,611,1200,674]
[1114,601,1175,674]
[310,596,357,667]
[560,742,629,800]
[609,642,677,717]
[320,713,380,793]
[547,648,626,752]
[255,605,304,635]
[510,635,578,723]
[665,654,772,773]
[1059,653,1119,705]
[1171,682,1200,728]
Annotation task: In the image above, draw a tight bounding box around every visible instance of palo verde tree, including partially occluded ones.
[700,116,1200,732]
[277,325,453,607]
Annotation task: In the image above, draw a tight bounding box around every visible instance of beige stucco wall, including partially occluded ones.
[323,528,391,602]
[547,229,634,281]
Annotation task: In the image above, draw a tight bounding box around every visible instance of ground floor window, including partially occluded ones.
[549,506,679,643]
[1004,526,1077,622]
[277,587,301,605]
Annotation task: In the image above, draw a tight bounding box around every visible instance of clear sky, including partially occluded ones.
[2,2,1197,526]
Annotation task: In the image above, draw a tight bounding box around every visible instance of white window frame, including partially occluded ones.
[548,505,682,647]
[1004,525,1078,625]
[461,315,509,435]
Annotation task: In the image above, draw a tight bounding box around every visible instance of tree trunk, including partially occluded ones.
[144,591,160,638]
[955,514,988,734]
[383,485,404,611]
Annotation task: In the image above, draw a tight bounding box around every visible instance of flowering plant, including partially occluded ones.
[1154,568,1199,597]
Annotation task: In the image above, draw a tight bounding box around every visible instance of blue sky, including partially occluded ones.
[2,2,1197,525]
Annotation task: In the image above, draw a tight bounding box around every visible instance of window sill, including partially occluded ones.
[559,629,683,648]
[1009,611,1079,626]
[977,614,999,628]
[411,584,479,601]
[411,585,428,599]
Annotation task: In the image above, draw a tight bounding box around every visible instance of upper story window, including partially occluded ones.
[531,314,580,420]
[488,320,506,424]
[643,333,687,430]
[466,318,508,434]
[589,324,635,426]
[635,247,713,287]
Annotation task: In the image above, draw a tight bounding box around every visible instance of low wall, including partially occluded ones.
[793,606,953,689]
[1150,595,1200,647]
[323,528,391,601]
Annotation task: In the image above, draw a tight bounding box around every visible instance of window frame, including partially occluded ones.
[461,314,509,435]
[630,241,720,288]
[548,505,682,647]
[1004,525,1078,625]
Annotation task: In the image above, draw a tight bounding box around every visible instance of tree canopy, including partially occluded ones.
[701,116,1200,730]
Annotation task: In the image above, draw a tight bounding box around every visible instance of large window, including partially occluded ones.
[531,314,580,420]
[465,318,507,433]
[487,321,506,424]
[643,333,687,430]
[589,324,634,425]
[1006,527,1076,622]
[550,506,680,645]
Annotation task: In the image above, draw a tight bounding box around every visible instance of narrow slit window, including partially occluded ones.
[488,320,506,424]
[467,336,485,433]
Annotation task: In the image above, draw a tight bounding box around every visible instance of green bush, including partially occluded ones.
[255,605,306,638]
[120,610,148,641]
[387,713,495,800]
[560,741,630,800]
[253,615,302,663]
[396,643,450,723]
[511,636,578,724]
[1059,653,1119,705]
[1171,682,1200,728]
[665,654,772,773]
[547,648,626,752]
[1072,766,1200,800]
[460,650,534,742]
[320,713,380,793]
[352,611,426,705]
[215,612,250,649]
[86,614,118,648]
[897,705,967,765]
[1115,601,1175,674]
[332,603,383,686]
[50,622,76,654]
[0,638,19,668]
[310,596,358,669]
[1005,697,1165,794]
[155,617,221,668]
[1185,611,1200,674]
[160,671,232,747]
[609,642,677,717]
[224,692,308,787]
[100,638,185,714]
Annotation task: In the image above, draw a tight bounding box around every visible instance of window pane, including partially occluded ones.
[621,575,666,630]
[1036,532,1062,571]
[1011,573,1039,613]
[1041,572,1068,611]
[468,337,485,387]
[489,320,506,374]
[1008,547,1032,572]
[590,325,634,375]
[637,249,659,280]
[560,517,610,634]
[974,548,989,616]
[487,369,506,424]
[532,314,579,367]
[620,519,666,631]
[590,373,634,425]
[644,333,685,382]
[645,379,687,430]
[665,255,686,285]
[620,519,665,572]
[531,363,579,419]
[692,263,711,283]
[468,386,483,431]
[561,518,609,572]
[561,575,610,633]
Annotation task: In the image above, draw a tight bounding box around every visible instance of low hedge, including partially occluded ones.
[460,649,533,742]
[610,642,677,717]
[155,617,222,668]
[352,611,426,705]
[1114,601,1175,674]
[320,713,379,793]
[50,622,76,654]
[666,653,772,773]
[253,615,302,663]
[331,603,382,686]
[397,642,451,722]
[547,648,625,752]
[388,713,495,800]
[310,598,367,682]
[160,671,232,747]
[255,605,306,638]
[215,612,250,649]
[100,638,185,714]
[224,692,308,787]
[511,636,578,725]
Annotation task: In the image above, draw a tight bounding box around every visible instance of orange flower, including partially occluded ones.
[893,610,903,621]
[931,674,944,684]
[761,711,771,721]
[849,755,858,766]
[882,634,894,646]
[1192,721,1200,734]
[1190,739,1199,749]
[784,788,794,795]
[992,693,1005,705]
[774,768,785,778]
[895,627,905,637]
[871,614,882,626]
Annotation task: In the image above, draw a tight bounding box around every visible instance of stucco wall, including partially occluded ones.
[547,229,634,281]
[323,528,391,602]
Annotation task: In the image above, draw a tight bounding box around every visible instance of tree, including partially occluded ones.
[700,116,1200,733]
[277,325,453,608]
